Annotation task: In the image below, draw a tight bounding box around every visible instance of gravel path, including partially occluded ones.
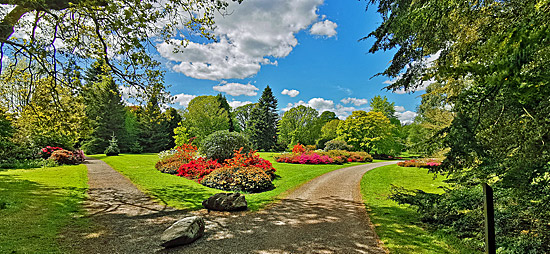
[67,158,396,254]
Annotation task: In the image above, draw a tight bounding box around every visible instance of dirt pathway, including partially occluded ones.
[71,158,396,254]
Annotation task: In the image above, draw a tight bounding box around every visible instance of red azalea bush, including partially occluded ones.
[39,146,63,159]
[49,149,84,165]
[176,157,222,182]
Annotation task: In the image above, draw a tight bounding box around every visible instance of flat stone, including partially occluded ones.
[202,193,247,211]
[160,216,205,248]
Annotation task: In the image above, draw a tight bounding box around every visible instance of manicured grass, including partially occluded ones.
[361,164,474,253]
[92,152,370,211]
[0,165,88,254]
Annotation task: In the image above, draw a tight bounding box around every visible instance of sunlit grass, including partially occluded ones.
[0,165,88,253]
[361,164,475,253]
[91,152,372,211]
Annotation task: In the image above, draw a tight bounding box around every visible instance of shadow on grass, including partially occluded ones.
[369,205,455,254]
[0,175,87,253]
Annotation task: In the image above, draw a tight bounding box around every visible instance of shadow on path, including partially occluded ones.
[66,158,394,253]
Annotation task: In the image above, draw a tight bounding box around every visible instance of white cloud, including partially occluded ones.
[282,97,360,119]
[394,106,406,112]
[336,85,353,95]
[157,0,325,80]
[172,93,197,107]
[310,19,337,37]
[341,97,369,106]
[395,111,418,125]
[213,82,259,96]
[281,89,300,97]
[228,100,253,109]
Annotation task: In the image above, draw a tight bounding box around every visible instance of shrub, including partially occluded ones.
[324,140,351,151]
[39,146,63,159]
[305,145,316,152]
[315,137,332,150]
[297,153,333,164]
[177,157,222,182]
[397,159,441,169]
[292,143,306,154]
[201,166,274,193]
[225,148,276,179]
[349,151,373,162]
[128,141,143,154]
[154,156,182,174]
[49,150,83,165]
[104,135,120,156]
[155,144,198,174]
[200,130,251,162]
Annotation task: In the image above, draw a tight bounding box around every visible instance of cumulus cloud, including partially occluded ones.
[172,93,197,107]
[213,82,259,96]
[395,111,418,125]
[310,19,337,37]
[228,100,253,109]
[157,0,325,80]
[341,97,369,106]
[282,97,361,119]
[394,106,406,112]
[281,89,300,97]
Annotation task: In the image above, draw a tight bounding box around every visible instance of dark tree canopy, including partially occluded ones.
[366,0,550,251]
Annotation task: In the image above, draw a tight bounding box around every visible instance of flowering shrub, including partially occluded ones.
[292,143,306,154]
[201,166,274,193]
[324,140,352,151]
[397,159,442,169]
[225,148,275,179]
[177,157,222,182]
[276,150,372,165]
[39,146,63,159]
[49,150,84,165]
[155,144,199,174]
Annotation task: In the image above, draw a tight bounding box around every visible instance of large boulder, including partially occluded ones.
[202,193,247,211]
[160,216,205,248]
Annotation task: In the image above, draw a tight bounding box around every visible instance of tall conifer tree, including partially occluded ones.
[247,86,278,151]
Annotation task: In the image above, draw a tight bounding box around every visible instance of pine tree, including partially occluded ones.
[138,86,171,152]
[247,86,278,151]
[81,61,127,154]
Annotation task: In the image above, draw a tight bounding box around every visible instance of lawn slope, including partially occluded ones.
[0,165,88,253]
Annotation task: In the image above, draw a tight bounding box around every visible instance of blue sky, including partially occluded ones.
[155,0,423,123]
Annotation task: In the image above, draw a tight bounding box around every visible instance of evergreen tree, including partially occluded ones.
[81,61,127,154]
[138,87,170,153]
[216,93,235,132]
[247,86,278,151]
[162,107,182,149]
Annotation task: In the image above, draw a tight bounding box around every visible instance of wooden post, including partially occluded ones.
[482,183,496,254]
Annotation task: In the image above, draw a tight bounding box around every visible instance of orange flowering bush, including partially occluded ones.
[225,148,275,179]
[292,143,306,154]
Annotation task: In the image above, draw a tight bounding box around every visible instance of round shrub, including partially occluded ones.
[324,139,352,151]
[49,150,83,165]
[200,166,274,193]
[200,130,251,163]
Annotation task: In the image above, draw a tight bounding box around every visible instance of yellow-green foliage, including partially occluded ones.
[337,111,393,153]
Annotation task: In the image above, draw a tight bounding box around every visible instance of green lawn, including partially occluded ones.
[361,164,475,253]
[91,152,370,210]
[0,165,88,254]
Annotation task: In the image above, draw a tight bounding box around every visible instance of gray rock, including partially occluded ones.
[202,192,247,211]
[160,216,205,248]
